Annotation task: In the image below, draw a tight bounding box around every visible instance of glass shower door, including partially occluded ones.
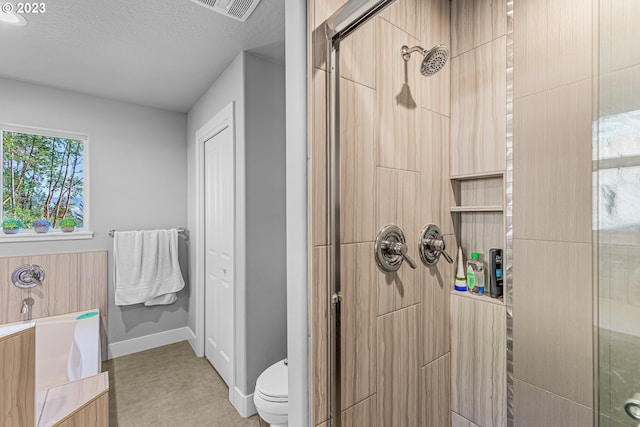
[595,1,640,426]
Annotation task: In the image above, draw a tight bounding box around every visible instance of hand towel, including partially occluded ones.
[114,228,185,306]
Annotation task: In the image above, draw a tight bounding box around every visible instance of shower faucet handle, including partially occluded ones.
[374,225,417,272]
[383,240,418,269]
[418,224,453,265]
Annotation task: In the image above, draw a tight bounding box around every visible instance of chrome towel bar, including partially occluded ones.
[108,227,188,239]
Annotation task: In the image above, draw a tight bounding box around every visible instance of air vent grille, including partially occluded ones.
[196,0,217,9]
[190,0,262,22]
[228,0,253,18]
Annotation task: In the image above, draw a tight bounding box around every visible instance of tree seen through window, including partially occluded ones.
[2,130,84,228]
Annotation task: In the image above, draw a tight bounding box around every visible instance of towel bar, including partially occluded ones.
[108,228,188,239]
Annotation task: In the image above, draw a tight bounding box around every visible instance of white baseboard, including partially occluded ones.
[232,386,257,418]
[108,326,196,359]
[187,327,202,357]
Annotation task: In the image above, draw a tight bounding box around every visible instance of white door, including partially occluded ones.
[204,124,234,386]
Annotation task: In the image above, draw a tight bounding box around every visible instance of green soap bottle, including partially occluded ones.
[466,252,485,294]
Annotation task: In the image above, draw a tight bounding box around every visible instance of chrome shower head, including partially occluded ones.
[401,44,449,76]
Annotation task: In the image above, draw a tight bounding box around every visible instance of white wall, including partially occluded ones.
[0,77,189,347]
[187,51,287,403]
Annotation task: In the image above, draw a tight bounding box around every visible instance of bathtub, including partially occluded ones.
[33,310,101,391]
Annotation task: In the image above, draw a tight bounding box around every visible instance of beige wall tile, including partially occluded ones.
[459,212,504,263]
[513,239,593,407]
[514,0,591,98]
[451,0,506,57]
[420,0,451,117]
[421,0,451,50]
[377,18,421,171]
[0,256,30,324]
[377,305,420,427]
[451,36,506,176]
[421,353,451,427]
[342,394,377,427]
[422,234,455,365]
[341,243,377,408]
[514,379,593,427]
[458,176,503,207]
[30,253,80,318]
[312,248,328,426]
[609,0,640,71]
[341,78,376,244]
[312,71,327,247]
[421,54,451,117]
[380,0,420,39]
[452,411,480,427]
[599,65,640,117]
[420,109,454,235]
[513,80,592,243]
[376,167,421,315]
[341,17,376,89]
[451,293,507,427]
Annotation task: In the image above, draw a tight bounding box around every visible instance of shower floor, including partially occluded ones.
[103,341,261,427]
[599,328,640,427]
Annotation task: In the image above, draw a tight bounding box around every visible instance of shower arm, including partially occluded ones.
[401,45,426,61]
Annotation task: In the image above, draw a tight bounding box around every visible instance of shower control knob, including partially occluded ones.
[374,225,417,272]
[418,224,453,266]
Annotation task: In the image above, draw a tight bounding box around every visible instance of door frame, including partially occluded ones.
[194,101,236,402]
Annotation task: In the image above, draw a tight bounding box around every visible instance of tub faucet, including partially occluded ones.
[20,297,34,321]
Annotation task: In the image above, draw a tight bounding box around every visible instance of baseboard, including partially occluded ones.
[108,326,196,359]
[187,327,202,357]
[232,386,257,418]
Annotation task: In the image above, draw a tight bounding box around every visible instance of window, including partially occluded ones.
[1,125,90,237]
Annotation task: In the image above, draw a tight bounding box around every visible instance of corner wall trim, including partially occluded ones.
[232,386,257,418]
[107,326,196,359]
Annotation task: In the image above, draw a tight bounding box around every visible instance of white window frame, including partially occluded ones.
[0,123,93,242]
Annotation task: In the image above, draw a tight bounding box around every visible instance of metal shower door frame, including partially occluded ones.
[322,1,396,426]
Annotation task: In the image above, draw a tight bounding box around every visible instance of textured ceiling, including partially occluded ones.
[0,0,285,112]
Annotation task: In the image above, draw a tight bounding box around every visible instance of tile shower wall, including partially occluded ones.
[309,0,453,425]
[513,0,594,424]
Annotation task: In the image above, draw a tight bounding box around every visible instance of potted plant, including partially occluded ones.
[59,218,77,233]
[2,219,24,234]
[32,219,51,233]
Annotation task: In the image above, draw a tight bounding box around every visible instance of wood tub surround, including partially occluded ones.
[0,251,108,358]
[36,372,109,427]
[0,325,35,427]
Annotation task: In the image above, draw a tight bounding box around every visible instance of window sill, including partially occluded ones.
[0,231,94,243]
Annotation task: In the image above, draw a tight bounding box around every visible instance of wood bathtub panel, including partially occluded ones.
[0,327,35,427]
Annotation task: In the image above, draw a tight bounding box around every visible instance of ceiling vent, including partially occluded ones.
[191,0,263,22]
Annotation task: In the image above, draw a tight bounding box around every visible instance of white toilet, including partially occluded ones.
[254,359,288,427]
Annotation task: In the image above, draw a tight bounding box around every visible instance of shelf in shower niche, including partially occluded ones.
[450,289,505,306]
[450,205,503,212]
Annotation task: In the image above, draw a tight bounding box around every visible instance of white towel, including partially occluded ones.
[114,229,185,306]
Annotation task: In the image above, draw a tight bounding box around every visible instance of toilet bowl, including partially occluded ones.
[254,359,288,427]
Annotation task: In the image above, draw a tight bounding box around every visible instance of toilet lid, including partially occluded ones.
[256,359,288,400]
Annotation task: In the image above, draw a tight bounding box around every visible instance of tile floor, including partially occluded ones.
[103,341,264,427]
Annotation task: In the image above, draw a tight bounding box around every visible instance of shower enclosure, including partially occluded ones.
[312,0,455,425]
[594,1,640,426]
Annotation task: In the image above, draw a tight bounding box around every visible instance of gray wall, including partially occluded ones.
[186,51,286,397]
[244,53,287,393]
[0,77,189,346]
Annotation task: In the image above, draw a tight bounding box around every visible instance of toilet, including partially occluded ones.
[254,359,288,427]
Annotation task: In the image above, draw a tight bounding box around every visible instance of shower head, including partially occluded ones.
[401,44,449,76]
